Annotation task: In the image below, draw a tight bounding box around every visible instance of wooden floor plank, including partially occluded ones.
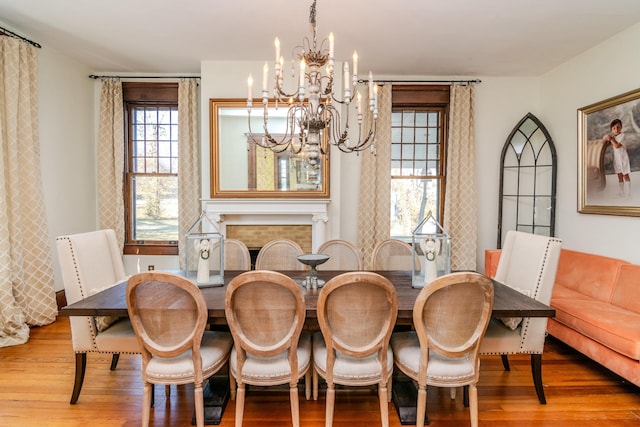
[0,317,637,426]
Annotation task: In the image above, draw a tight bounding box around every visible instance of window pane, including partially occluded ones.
[401,128,414,143]
[391,111,402,126]
[390,178,441,238]
[402,111,415,126]
[131,175,178,241]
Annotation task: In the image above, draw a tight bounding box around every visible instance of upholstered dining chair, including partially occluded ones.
[56,229,140,404]
[255,238,306,271]
[370,239,414,270]
[316,239,363,271]
[391,272,494,427]
[211,238,252,270]
[225,270,312,427]
[126,271,233,427]
[312,271,398,427]
[479,230,562,404]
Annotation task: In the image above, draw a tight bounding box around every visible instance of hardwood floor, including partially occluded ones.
[0,317,638,427]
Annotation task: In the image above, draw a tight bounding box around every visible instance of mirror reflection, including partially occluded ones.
[210,99,330,198]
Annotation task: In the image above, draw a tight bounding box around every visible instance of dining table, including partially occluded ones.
[59,269,555,425]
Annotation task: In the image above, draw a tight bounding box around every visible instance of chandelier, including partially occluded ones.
[246,0,378,169]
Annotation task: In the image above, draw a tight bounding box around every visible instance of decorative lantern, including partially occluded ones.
[411,211,451,288]
[185,211,224,286]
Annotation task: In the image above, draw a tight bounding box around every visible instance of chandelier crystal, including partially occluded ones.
[247,0,378,170]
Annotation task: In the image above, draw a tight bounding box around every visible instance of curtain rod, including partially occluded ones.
[358,78,481,85]
[89,74,200,80]
[0,26,41,48]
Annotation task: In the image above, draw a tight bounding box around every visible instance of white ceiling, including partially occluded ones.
[1,0,640,77]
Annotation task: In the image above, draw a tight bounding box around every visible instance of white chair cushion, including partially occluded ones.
[230,332,312,385]
[93,318,140,353]
[391,331,476,383]
[145,331,233,384]
[312,332,393,385]
[479,318,524,354]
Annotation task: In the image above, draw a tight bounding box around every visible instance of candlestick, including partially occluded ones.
[263,62,268,92]
[274,37,280,64]
[329,32,334,59]
[352,51,358,80]
[247,74,253,100]
[369,71,374,100]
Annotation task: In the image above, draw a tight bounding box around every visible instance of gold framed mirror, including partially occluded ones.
[210,98,330,198]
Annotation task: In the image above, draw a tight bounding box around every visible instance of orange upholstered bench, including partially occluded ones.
[485,248,640,387]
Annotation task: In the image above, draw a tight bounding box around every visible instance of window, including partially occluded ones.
[123,83,179,255]
[390,85,449,238]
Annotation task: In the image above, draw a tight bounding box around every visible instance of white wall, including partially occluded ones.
[540,22,640,263]
[37,47,97,291]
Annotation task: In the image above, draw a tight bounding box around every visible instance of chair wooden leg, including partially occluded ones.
[387,376,393,402]
[501,354,511,371]
[70,353,87,404]
[109,353,120,370]
[305,369,311,400]
[142,382,152,427]
[229,373,236,400]
[325,383,335,427]
[378,381,389,427]
[290,384,300,427]
[194,383,205,427]
[235,383,245,427]
[313,368,319,401]
[450,387,457,400]
[531,354,547,404]
[416,385,427,427]
[469,384,479,427]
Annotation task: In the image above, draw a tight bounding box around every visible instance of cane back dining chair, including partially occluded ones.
[316,239,363,271]
[126,272,233,427]
[391,272,494,427]
[56,229,140,404]
[313,271,398,427]
[370,239,414,270]
[225,270,312,427]
[479,230,562,404]
[255,238,306,271]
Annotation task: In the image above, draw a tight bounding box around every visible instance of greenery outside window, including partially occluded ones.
[123,83,179,255]
[390,85,449,239]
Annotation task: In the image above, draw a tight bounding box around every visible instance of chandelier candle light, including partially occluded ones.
[246,0,378,170]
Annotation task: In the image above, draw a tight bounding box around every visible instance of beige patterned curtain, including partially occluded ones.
[97,79,125,249]
[0,37,57,347]
[358,84,392,269]
[178,80,201,269]
[443,84,477,270]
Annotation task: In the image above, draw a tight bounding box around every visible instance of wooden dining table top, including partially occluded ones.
[58,270,555,323]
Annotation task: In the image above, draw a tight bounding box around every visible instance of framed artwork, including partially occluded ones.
[578,88,640,216]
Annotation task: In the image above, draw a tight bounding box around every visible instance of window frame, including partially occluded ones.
[122,82,179,256]
[391,85,450,234]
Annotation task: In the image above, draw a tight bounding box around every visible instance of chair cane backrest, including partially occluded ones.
[414,272,494,363]
[225,270,306,387]
[316,239,363,271]
[370,239,413,270]
[126,272,208,369]
[317,272,398,378]
[255,238,305,270]
[211,238,251,271]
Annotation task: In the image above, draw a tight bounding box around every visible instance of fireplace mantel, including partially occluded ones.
[202,199,330,252]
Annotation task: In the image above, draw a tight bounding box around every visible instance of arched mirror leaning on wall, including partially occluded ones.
[210,98,330,198]
[497,113,557,248]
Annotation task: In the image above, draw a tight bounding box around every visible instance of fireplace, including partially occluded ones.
[203,199,329,253]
